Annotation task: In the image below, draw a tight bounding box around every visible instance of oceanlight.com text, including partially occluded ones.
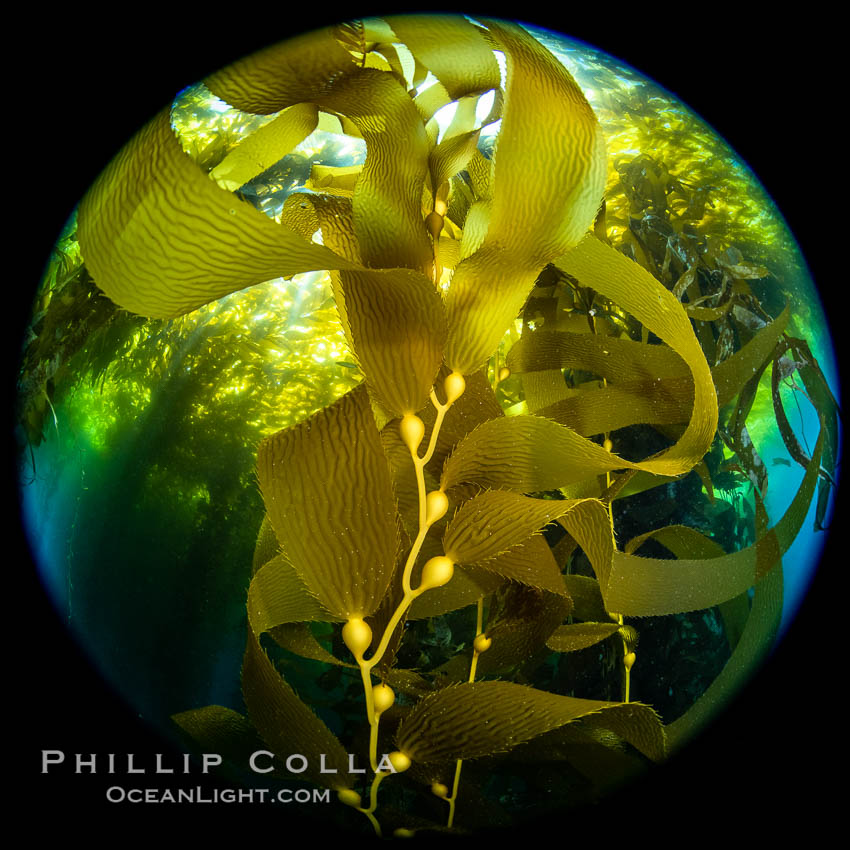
[105,786,332,804]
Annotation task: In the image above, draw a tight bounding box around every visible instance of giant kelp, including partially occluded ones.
[29,15,839,837]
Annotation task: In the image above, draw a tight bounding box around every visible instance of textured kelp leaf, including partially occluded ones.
[465,149,492,200]
[440,426,618,585]
[252,514,281,575]
[444,21,606,374]
[508,327,700,435]
[285,193,361,265]
[443,491,584,565]
[413,82,453,126]
[613,470,678,501]
[443,93,481,140]
[243,628,351,789]
[209,103,319,191]
[440,415,629,493]
[718,592,751,653]
[578,707,666,762]
[316,67,432,271]
[429,129,482,192]
[395,681,663,763]
[336,267,446,417]
[471,535,568,597]
[279,193,321,241]
[242,526,354,786]
[77,110,358,319]
[257,384,398,619]
[521,369,574,414]
[248,553,339,633]
[556,236,718,477]
[438,234,461,269]
[383,15,501,100]
[546,622,621,653]
[538,378,693,436]
[603,427,824,616]
[334,19,367,63]
[481,20,606,261]
[82,45,436,321]
[268,623,351,667]
[624,523,726,558]
[386,668,435,700]
[204,26,358,114]
[623,524,752,653]
[557,499,615,592]
[507,329,688,382]
[456,200,491,263]
[363,50,393,75]
[308,163,362,193]
[244,529,352,785]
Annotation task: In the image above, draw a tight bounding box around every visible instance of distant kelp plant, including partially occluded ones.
[59,15,837,837]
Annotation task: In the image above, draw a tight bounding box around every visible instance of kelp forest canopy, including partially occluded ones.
[18,15,840,837]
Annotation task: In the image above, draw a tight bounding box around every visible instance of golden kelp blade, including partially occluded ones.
[546,623,621,653]
[257,385,399,619]
[531,307,792,436]
[443,491,584,565]
[77,109,358,319]
[315,67,432,271]
[506,330,690,382]
[538,379,694,437]
[557,499,615,592]
[382,15,501,100]
[252,514,282,575]
[440,415,637,491]
[240,543,354,787]
[209,103,320,191]
[242,628,352,790]
[336,267,446,417]
[204,26,359,114]
[474,535,569,597]
[269,623,351,667]
[556,236,718,476]
[444,20,606,374]
[395,681,664,763]
[429,129,483,193]
[508,305,792,446]
[248,553,339,631]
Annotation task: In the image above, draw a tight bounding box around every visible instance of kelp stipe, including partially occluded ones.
[47,14,838,836]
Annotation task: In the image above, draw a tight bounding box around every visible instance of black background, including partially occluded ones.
[10,4,842,840]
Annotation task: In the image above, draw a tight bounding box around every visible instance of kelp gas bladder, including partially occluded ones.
[73,15,837,837]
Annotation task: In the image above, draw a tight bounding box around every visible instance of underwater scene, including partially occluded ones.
[16,11,842,839]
